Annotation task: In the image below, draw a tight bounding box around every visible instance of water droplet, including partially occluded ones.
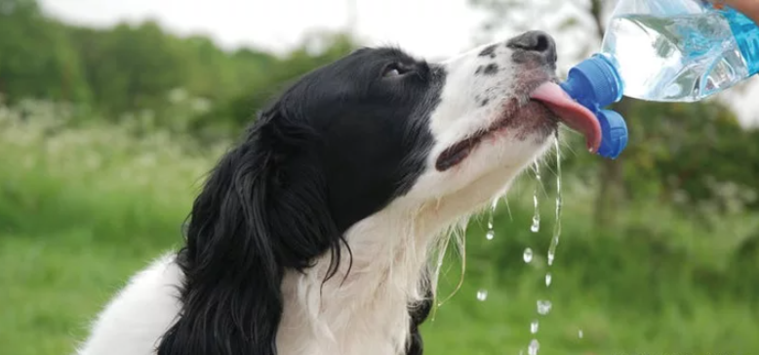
[545,273,552,287]
[530,320,539,334]
[476,289,488,302]
[528,339,540,355]
[486,198,497,233]
[486,230,495,241]
[537,300,552,315]
[547,249,555,266]
[578,329,584,339]
[523,248,533,263]
[531,216,540,233]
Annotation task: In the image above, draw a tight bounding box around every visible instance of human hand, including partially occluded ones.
[713,0,759,24]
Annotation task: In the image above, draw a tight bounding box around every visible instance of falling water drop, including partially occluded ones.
[486,198,497,240]
[547,250,555,267]
[476,289,488,302]
[523,248,534,263]
[530,320,539,334]
[488,198,498,228]
[545,273,552,287]
[537,300,552,315]
[528,339,540,355]
[578,329,584,339]
[531,163,541,233]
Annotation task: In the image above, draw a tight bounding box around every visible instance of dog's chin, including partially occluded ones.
[435,99,558,172]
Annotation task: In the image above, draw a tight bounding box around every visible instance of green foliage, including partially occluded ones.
[193,32,357,137]
[3,1,759,353]
[0,0,90,103]
[66,22,186,114]
[1,0,356,136]
[1,101,758,354]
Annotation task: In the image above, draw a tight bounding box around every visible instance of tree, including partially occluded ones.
[0,0,354,137]
[66,21,191,115]
[0,0,90,103]
[193,32,357,139]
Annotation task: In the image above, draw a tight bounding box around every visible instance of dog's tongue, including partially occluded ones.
[530,82,601,152]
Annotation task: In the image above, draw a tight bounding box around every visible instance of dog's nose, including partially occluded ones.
[506,31,557,64]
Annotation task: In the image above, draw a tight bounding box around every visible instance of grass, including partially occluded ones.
[1,100,758,355]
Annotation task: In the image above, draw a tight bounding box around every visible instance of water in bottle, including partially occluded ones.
[601,1,759,102]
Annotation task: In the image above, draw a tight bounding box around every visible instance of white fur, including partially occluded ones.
[76,40,555,355]
[78,254,183,355]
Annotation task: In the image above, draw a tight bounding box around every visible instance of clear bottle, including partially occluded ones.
[601,0,759,102]
[555,0,759,159]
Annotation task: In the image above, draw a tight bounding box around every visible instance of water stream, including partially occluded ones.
[531,162,541,233]
[478,133,568,354]
[547,137,563,267]
[476,199,500,302]
[527,133,564,354]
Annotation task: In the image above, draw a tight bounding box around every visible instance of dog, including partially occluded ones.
[76,31,599,355]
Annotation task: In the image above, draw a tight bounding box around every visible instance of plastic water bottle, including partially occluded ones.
[557,0,759,159]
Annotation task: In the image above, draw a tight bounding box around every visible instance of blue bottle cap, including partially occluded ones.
[596,109,628,159]
[561,54,624,109]
[560,54,628,159]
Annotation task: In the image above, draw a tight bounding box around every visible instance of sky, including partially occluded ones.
[38,0,759,126]
[38,0,486,60]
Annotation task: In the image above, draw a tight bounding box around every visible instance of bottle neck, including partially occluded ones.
[561,54,624,110]
[722,8,759,75]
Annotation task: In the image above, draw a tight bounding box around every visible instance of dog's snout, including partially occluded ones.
[506,31,555,54]
[506,31,557,64]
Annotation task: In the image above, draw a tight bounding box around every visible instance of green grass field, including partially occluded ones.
[2,102,758,355]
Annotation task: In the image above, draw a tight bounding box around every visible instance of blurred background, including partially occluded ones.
[2,0,759,354]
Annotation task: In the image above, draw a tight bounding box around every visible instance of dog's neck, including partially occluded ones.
[275,200,450,355]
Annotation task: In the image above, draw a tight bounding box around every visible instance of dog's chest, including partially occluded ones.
[275,268,414,355]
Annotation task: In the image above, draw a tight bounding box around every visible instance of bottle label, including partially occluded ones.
[698,0,759,74]
[718,6,759,75]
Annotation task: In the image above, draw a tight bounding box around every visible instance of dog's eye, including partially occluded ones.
[382,63,411,78]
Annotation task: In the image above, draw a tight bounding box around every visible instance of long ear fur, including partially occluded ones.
[157,110,343,355]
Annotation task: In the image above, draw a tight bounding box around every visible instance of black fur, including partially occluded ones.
[482,63,499,76]
[478,44,497,58]
[156,47,445,355]
[406,275,434,355]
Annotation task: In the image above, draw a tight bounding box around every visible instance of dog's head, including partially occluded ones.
[159,31,580,355]
[264,31,563,233]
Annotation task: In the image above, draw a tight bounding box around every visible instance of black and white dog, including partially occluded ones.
[77,31,599,355]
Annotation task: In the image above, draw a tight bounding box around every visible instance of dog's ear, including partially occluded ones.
[157,109,343,355]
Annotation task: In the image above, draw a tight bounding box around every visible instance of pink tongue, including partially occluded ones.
[530,82,601,153]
